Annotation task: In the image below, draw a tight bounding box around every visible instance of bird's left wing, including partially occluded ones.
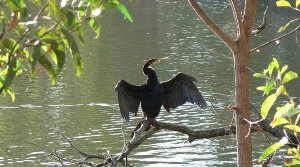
[162,73,207,112]
[115,80,142,121]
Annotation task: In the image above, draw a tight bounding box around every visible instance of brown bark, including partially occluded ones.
[187,0,257,166]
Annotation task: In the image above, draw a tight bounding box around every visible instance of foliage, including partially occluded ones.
[276,0,300,32]
[0,0,132,101]
[254,58,300,166]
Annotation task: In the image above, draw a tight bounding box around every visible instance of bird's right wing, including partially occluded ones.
[162,73,207,112]
[115,80,142,121]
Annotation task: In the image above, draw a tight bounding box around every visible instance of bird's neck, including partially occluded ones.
[146,72,160,87]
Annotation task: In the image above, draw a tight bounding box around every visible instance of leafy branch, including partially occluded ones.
[0,0,133,102]
[254,58,300,166]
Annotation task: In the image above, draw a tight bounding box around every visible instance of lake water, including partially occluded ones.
[0,1,299,166]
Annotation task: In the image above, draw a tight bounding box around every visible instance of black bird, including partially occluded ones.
[115,58,207,126]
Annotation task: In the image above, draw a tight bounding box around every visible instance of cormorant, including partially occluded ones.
[115,58,207,126]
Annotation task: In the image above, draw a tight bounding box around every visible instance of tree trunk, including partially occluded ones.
[233,40,252,166]
[188,0,257,166]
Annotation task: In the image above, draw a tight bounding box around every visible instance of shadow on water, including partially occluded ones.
[0,0,299,166]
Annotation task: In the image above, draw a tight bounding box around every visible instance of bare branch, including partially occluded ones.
[187,0,236,49]
[229,0,244,38]
[252,6,268,35]
[33,0,51,21]
[61,133,105,160]
[251,25,300,53]
[243,0,258,40]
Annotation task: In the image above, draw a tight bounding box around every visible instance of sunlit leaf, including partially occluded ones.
[116,3,133,22]
[278,22,290,33]
[285,158,300,166]
[2,38,19,52]
[76,1,88,19]
[257,85,275,95]
[7,87,15,102]
[282,71,298,84]
[261,93,278,119]
[276,85,287,95]
[2,56,18,91]
[297,0,300,8]
[63,10,77,30]
[60,28,82,76]
[7,0,27,18]
[273,58,280,72]
[52,45,66,75]
[268,62,275,76]
[38,54,56,85]
[285,125,300,133]
[88,18,101,38]
[281,65,288,74]
[62,10,84,45]
[259,137,288,162]
[276,0,291,7]
[295,113,300,126]
[288,147,299,157]
[30,40,42,74]
[276,102,295,116]
[270,117,289,128]
[253,73,264,78]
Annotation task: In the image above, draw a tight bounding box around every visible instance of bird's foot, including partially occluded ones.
[147,117,159,127]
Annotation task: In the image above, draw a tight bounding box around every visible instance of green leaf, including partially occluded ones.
[285,125,300,133]
[276,0,291,7]
[278,22,290,33]
[2,38,19,52]
[268,62,275,76]
[276,102,295,116]
[282,71,298,84]
[2,56,18,91]
[272,58,280,72]
[62,10,84,44]
[295,114,300,126]
[281,65,288,74]
[7,0,27,18]
[7,86,15,102]
[60,28,82,76]
[261,94,278,119]
[30,40,42,74]
[257,85,275,95]
[259,137,288,162]
[253,73,264,78]
[88,18,101,38]
[38,54,56,85]
[288,147,299,157]
[285,158,300,166]
[276,85,287,95]
[270,117,289,128]
[116,3,133,22]
[52,45,66,75]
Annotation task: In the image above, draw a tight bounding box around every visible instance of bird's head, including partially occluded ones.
[143,57,168,76]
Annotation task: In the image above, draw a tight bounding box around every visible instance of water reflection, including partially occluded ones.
[0,0,299,166]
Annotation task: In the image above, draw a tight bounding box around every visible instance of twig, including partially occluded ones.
[242,118,264,137]
[251,25,300,53]
[61,133,105,160]
[117,126,127,164]
[252,6,268,35]
[33,0,51,21]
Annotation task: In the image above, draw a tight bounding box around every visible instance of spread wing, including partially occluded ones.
[115,80,142,121]
[162,73,207,112]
